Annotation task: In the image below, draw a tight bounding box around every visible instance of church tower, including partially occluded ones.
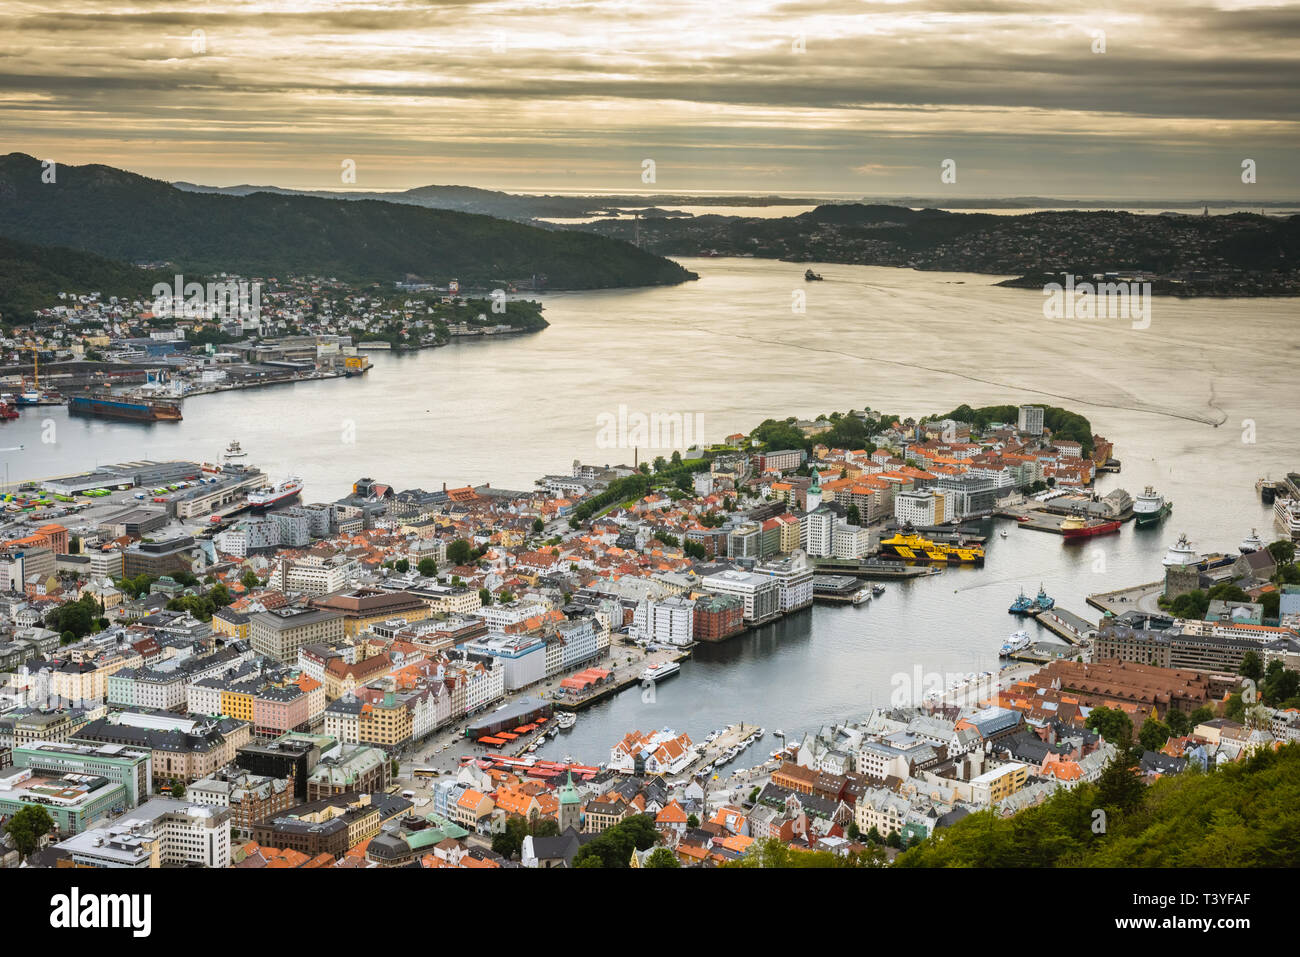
[558,771,582,833]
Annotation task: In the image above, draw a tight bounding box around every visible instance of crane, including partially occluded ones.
[21,343,40,389]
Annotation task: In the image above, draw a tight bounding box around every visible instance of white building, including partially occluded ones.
[895,489,946,527]
[631,595,695,646]
[701,569,780,623]
[755,552,814,612]
[55,798,231,868]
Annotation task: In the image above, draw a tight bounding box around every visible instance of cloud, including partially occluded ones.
[1,0,1296,196]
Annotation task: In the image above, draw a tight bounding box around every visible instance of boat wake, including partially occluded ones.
[707,330,1227,428]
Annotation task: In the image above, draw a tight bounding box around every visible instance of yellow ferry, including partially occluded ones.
[878,527,985,565]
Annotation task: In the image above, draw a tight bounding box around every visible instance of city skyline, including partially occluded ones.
[2,0,1298,198]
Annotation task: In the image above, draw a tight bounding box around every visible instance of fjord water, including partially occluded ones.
[9,257,1293,757]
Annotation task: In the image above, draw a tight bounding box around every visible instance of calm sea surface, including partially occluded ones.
[6,257,1293,762]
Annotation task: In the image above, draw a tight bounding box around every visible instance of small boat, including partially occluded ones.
[1009,589,1036,615]
[556,711,576,730]
[871,584,885,597]
[852,589,871,605]
[1000,630,1031,657]
[756,728,765,737]
[1033,585,1055,612]
[640,661,680,682]
[804,268,823,281]
[1000,530,1008,538]
[773,729,785,738]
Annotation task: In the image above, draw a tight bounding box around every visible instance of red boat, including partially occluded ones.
[1060,513,1121,539]
[0,403,19,421]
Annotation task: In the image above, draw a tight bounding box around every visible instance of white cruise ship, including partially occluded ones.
[1274,498,1300,543]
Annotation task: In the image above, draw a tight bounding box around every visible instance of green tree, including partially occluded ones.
[1165,709,1191,736]
[1267,539,1296,565]
[393,558,409,574]
[686,813,699,829]
[644,846,680,868]
[4,804,53,860]
[417,557,437,577]
[846,504,861,526]
[478,588,493,606]
[1239,651,1264,683]
[1138,718,1171,753]
[532,517,544,534]
[1084,705,1133,747]
[446,539,473,566]
[240,569,261,591]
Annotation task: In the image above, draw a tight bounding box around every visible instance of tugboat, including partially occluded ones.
[1009,589,1036,615]
[1133,486,1172,527]
[0,402,18,421]
[804,268,823,281]
[1033,585,1055,612]
[1239,528,1266,554]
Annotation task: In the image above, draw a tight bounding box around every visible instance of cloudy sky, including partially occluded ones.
[2,0,1298,198]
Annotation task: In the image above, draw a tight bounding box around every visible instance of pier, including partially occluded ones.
[1033,607,1098,645]
[811,557,936,580]
[684,722,765,777]
[1087,580,1165,617]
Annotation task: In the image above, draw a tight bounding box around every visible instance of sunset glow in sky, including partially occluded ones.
[2,0,1298,197]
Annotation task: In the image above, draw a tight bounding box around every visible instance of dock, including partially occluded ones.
[684,722,765,777]
[1087,580,1166,617]
[811,557,936,580]
[1033,607,1098,645]
[1009,641,1081,664]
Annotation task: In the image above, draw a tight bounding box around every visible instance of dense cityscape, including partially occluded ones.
[0,397,1296,876]
[0,0,1293,937]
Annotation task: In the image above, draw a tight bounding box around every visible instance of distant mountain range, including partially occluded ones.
[0,153,695,290]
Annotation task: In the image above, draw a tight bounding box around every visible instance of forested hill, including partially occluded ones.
[0,236,172,323]
[895,743,1300,867]
[0,153,696,290]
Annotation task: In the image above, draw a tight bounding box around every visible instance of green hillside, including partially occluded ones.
[0,153,695,290]
[0,236,172,323]
[895,743,1300,867]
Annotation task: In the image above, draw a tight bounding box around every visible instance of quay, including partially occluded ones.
[683,722,764,777]
[552,648,692,712]
[811,557,936,580]
[812,574,866,603]
[1033,607,1098,645]
[1087,580,1165,617]
[1009,641,1080,664]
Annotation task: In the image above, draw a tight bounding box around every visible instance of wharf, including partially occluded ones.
[811,557,936,580]
[552,648,691,712]
[683,722,765,777]
[1009,641,1080,664]
[1087,580,1166,617]
[1034,607,1098,645]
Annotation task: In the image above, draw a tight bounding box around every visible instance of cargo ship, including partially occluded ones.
[1132,486,1172,527]
[878,525,985,564]
[247,475,303,510]
[15,390,64,406]
[68,395,183,422]
[1060,512,1121,539]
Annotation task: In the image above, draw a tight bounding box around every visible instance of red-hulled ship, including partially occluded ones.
[1060,512,1121,539]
